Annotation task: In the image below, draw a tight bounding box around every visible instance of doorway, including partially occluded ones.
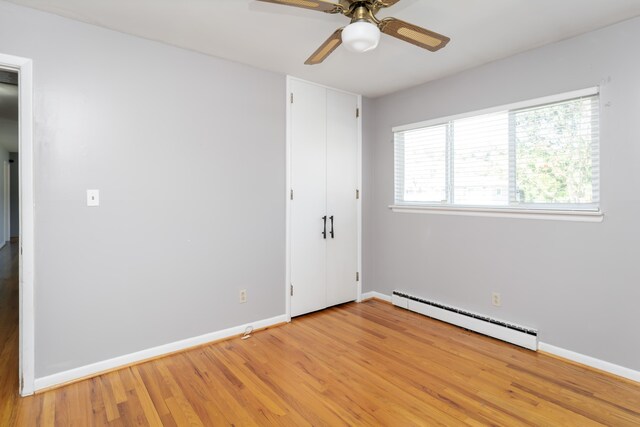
[0,68,20,421]
[0,53,35,398]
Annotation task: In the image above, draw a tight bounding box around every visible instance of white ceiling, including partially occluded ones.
[0,83,18,152]
[6,0,640,97]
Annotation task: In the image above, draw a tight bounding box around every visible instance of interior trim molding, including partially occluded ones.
[33,314,288,393]
[360,291,392,303]
[538,342,640,384]
[389,205,604,222]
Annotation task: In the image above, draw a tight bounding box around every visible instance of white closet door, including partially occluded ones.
[326,89,358,307]
[290,80,327,317]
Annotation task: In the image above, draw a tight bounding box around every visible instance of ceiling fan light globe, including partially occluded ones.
[341,21,381,53]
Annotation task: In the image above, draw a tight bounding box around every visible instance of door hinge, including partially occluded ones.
[290,93,294,104]
[356,107,360,118]
[290,189,294,200]
[356,272,360,282]
[20,377,24,392]
[290,284,294,296]
[356,189,360,200]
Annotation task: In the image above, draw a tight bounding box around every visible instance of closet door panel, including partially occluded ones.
[326,89,358,307]
[290,81,328,317]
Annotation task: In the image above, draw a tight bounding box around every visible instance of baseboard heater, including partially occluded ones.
[392,291,538,351]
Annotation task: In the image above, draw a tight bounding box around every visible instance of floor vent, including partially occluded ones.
[392,291,538,350]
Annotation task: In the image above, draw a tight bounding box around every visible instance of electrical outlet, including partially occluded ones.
[239,289,247,304]
[492,292,501,307]
[87,189,100,207]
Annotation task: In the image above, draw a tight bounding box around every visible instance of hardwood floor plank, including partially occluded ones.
[130,367,164,426]
[41,392,56,427]
[95,375,120,423]
[156,363,205,426]
[105,371,128,405]
[136,363,178,427]
[281,330,459,424]
[202,345,292,423]
[164,397,195,427]
[13,394,42,427]
[235,335,373,425]
[180,351,263,426]
[0,243,19,427]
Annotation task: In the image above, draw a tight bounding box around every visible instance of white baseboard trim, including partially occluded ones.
[360,291,392,303]
[538,342,640,383]
[34,314,288,392]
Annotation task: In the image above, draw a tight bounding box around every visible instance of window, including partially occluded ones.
[393,88,600,216]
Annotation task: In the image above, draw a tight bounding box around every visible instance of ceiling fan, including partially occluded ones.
[257,0,450,65]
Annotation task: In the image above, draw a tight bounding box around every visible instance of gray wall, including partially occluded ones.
[365,17,640,371]
[0,117,18,151]
[0,1,286,378]
[10,152,18,237]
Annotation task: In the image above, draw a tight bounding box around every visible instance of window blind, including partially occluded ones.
[394,91,600,210]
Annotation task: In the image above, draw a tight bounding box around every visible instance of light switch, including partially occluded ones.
[87,189,99,207]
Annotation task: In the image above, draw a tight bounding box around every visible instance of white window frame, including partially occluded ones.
[390,87,603,222]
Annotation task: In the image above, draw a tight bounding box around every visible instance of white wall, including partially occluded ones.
[364,17,640,371]
[0,1,286,378]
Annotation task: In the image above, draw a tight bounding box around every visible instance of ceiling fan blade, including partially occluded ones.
[379,17,450,52]
[377,0,402,7]
[305,28,343,65]
[256,0,342,13]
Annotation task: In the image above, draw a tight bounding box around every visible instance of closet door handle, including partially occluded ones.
[322,216,327,239]
[330,216,334,238]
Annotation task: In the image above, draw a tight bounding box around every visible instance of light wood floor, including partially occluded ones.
[0,241,20,427]
[2,249,640,425]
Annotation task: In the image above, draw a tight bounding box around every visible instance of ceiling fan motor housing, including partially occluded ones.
[347,2,380,24]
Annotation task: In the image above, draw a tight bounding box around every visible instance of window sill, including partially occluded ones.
[388,205,604,222]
